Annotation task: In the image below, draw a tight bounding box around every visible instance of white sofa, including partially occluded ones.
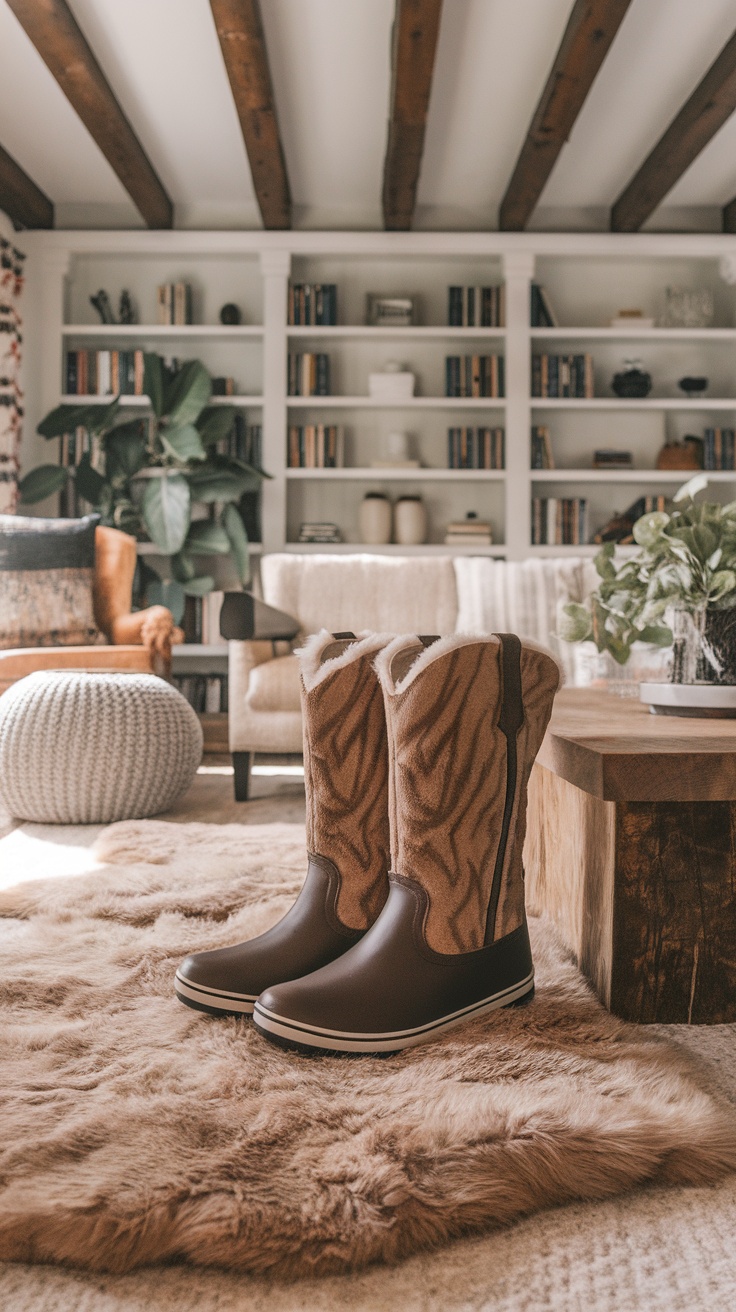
[227,552,597,799]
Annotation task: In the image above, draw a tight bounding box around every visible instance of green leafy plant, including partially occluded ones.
[19,354,269,619]
[558,475,736,664]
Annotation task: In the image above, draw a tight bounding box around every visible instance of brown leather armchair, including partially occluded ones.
[0,526,183,695]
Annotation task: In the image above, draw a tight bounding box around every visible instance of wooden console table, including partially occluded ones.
[524,689,736,1024]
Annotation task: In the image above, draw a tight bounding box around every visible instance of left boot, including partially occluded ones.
[253,634,561,1054]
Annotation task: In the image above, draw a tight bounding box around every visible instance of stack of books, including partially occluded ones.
[298,521,342,544]
[445,355,505,398]
[447,427,504,469]
[530,425,554,469]
[288,283,337,325]
[532,354,594,398]
[65,349,145,395]
[288,425,344,468]
[530,284,557,327]
[704,427,735,470]
[448,286,504,327]
[288,353,330,396]
[156,282,193,325]
[593,449,633,469]
[532,497,588,545]
[444,515,493,545]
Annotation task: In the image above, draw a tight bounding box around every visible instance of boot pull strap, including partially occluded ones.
[486,633,524,945]
[418,635,440,648]
[331,631,356,640]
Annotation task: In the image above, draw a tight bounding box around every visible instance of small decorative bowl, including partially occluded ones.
[678,376,708,396]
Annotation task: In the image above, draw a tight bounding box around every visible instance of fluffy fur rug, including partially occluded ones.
[0,820,734,1278]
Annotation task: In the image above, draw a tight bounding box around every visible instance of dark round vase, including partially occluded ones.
[612,367,652,398]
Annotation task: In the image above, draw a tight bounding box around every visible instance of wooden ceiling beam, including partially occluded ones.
[210,0,291,230]
[499,0,633,232]
[5,0,172,229]
[612,29,736,232]
[382,0,444,231]
[0,143,53,228]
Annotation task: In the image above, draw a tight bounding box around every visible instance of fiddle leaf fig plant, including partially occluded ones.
[19,353,269,613]
[559,475,736,664]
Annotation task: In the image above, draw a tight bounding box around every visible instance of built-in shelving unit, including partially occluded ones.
[20,230,736,559]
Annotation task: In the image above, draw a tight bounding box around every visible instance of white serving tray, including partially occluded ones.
[640,682,736,717]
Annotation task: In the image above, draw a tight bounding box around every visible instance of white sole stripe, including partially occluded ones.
[174,973,256,1013]
[253,973,534,1052]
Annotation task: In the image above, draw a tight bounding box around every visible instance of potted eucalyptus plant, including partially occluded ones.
[19,353,268,621]
[559,475,736,686]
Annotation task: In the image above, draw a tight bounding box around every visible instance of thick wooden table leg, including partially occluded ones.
[524,763,736,1023]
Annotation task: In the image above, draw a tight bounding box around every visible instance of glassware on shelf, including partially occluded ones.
[660,287,714,329]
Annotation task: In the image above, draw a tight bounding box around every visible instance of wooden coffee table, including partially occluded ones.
[524,688,736,1024]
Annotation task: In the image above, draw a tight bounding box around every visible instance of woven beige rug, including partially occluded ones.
[1,820,734,1279]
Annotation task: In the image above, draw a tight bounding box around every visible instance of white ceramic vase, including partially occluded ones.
[394,494,427,545]
[359,492,392,545]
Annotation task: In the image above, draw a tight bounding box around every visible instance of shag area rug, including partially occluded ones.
[1,820,735,1279]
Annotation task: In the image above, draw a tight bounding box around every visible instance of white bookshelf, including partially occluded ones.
[19,229,736,559]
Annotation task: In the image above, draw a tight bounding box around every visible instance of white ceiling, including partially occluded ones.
[1,0,736,232]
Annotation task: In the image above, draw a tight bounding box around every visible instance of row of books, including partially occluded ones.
[298,521,341,543]
[530,425,554,469]
[288,425,345,468]
[213,417,262,466]
[448,286,505,328]
[288,283,337,326]
[703,427,736,470]
[181,592,227,646]
[531,354,594,399]
[65,349,145,396]
[172,675,228,714]
[530,284,557,328]
[531,497,588,546]
[445,355,505,398]
[288,353,331,396]
[157,282,193,326]
[448,427,505,469]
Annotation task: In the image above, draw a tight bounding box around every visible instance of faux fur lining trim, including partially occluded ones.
[375,632,564,695]
[297,629,398,691]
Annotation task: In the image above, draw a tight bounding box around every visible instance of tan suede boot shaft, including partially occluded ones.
[300,633,392,931]
[377,636,560,955]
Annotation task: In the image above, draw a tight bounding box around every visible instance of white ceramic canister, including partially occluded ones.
[359,492,392,544]
[394,494,427,545]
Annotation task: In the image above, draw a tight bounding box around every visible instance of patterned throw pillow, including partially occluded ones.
[0,513,102,649]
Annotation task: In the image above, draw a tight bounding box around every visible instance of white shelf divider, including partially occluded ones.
[285,467,505,480]
[61,324,263,338]
[285,395,506,408]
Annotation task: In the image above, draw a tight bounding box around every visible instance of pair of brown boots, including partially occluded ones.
[175,631,560,1055]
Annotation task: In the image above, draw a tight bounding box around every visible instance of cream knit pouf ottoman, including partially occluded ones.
[0,670,203,824]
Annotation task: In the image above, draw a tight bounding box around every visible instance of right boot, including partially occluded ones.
[174,630,393,1017]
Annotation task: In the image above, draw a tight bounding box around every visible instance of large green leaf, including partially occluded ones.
[182,575,215,596]
[197,405,236,446]
[88,397,122,435]
[105,425,149,482]
[144,353,165,418]
[171,550,196,582]
[186,468,254,503]
[164,359,211,427]
[223,502,249,584]
[146,578,185,625]
[37,404,102,438]
[161,423,206,463]
[141,473,191,554]
[18,464,69,504]
[185,520,231,554]
[75,452,106,504]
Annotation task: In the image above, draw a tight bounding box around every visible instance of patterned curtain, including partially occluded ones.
[0,238,26,513]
